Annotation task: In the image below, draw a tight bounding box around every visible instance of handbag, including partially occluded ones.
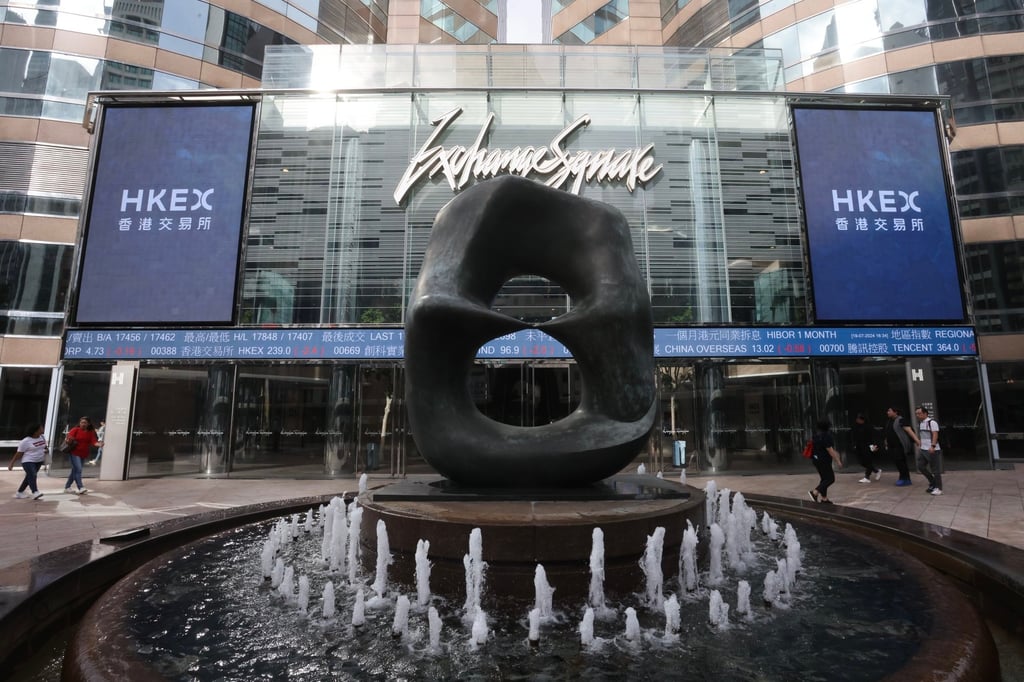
[802,439,814,459]
[60,438,76,453]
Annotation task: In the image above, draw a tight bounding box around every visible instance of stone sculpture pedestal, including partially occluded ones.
[358,475,706,602]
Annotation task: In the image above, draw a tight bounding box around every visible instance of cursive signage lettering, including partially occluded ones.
[393,107,662,204]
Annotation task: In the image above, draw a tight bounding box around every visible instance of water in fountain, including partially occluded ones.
[579,607,596,647]
[106,485,943,680]
[716,488,731,527]
[641,526,665,608]
[270,557,284,588]
[735,580,751,618]
[533,564,554,621]
[704,480,718,529]
[470,611,488,646]
[369,519,392,605]
[776,558,792,599]
[415,538,431,608]
[304,508,314,533]
[322,580,336,619]
[329,503,347,573]
[707,522,725,585]
[425,606,442,647]
[278,565,294,601]
[623,607,641,641]
[784,523,802,576]
[260,538,275,579]
[663,594,680,636]
[428,606,442,652]
[761,510,779,540]
[708,589,729,628]
[588,528,615,620]
[463,528,486,625]
[762,568,782,607]
[352,587,366,626]
[679,519,699,593]
[636,463,646,475]
[346,506,363,584]
[528,607,541,644]
[392,594,411,639]
[297,575,310,613]
[358,473,368,493]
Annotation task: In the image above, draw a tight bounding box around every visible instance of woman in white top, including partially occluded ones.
[8,422,48,499]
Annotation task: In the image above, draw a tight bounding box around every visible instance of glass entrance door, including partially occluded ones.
[231,366,330,476]
[472,362,580,427]
[355,365,407,475]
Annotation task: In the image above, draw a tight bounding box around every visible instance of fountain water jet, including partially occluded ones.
[392,594,411,639]
[427,606,442,652]
[533,565,554,621]
[415,539,431,608]
[579,607,596,647]
[641,527,665,608]
[369,519,391,604]
[663,594,680,636]
[322,580,336,619]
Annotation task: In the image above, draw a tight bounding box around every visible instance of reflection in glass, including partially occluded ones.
[131,366,207,477]
[0,367,54,441]
[0,241,72,335]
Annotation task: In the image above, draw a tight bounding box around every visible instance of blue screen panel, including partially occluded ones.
[75,104,255,324]
[61,326,977,360]
[792,107,965,322]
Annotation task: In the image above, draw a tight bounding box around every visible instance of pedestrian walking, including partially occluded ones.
[64,416,102,495]
[8,423,48,499]
[808,419,843,504]
[851,413,882,483]
[884,407,919,486]
[914,406,943,495]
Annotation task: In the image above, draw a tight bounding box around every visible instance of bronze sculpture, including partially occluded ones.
[405,176,655,487]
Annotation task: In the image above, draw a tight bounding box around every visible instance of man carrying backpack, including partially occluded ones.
[914,406,943,496]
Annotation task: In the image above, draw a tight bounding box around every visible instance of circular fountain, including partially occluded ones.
[61,482,999,681]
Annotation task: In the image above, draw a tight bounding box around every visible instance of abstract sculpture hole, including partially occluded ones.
[492,275,573,322]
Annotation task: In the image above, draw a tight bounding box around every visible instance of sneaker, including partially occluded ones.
[930,488,943,496]
[77,488,89,495]
[895,479,912,487]
[31,491,44,499]
[14,492,27,499]
[808,490,820,503]
[858,477,871,483]
[872,469,882,481]
[64,488,75,494]
[86,460,96,466]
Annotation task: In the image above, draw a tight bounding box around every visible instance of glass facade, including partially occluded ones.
[57,45,991,478]
[555,0,628,44]
[705,0,1024,85]
[0,241,73,335]
[420,0,495,44]
[0,1,385,72]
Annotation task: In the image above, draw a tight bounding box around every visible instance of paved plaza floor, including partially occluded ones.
[1,464,1021,571]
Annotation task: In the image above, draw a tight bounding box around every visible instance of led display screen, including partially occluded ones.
[75,104,255,324]
[792,107,965,322]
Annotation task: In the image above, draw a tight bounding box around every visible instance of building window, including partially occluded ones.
[965,241,1024,333]
[555,0,627,44]
[421,0,496,43]
[0,241,72,335]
